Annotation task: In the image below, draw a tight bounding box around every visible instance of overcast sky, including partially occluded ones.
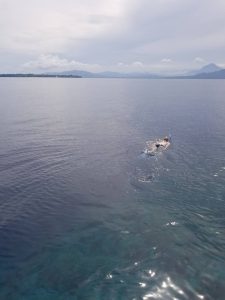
[1,0,225,73]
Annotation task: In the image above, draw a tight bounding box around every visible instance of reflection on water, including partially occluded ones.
[0,78,225,299]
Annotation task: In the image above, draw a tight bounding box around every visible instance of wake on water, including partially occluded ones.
[130,136,172,189]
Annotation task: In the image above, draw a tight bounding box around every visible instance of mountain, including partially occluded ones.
[1,63,224,79]
[49,63,223,79]
[53,70,96,78]
[49,70,160,79]
[191,69,225,79]
[168,68,225,79]
[185,63,222,76]
[98,71,161,78]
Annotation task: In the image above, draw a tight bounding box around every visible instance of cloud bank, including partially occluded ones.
[0,0,225,73]
[22,54,102,72]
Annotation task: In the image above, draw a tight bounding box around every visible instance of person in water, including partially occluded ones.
[155,137,169,148]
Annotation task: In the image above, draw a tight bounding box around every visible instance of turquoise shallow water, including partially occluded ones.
[0,78,225,299]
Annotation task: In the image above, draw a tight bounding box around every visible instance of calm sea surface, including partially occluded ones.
[0,78,225,300]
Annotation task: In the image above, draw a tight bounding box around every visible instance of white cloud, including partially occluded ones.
[20,54,212,74]
[22,57,147,73]
[114,61,182,74]
[22,54,102,72]
[21,54,179,73]
[194,57,205,63]
[132,61,144,67]
[161,58,172,63]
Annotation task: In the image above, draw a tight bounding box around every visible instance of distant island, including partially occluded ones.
[1,63,225,79]
[0,74,81,78]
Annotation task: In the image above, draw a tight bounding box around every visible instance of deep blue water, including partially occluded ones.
[0,78,225,300]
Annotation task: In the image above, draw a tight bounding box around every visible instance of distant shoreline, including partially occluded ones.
[0,72,225,79]
[0,74,82,78]
[1,64,225,79]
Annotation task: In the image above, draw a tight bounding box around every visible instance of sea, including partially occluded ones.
[0,78,225,300]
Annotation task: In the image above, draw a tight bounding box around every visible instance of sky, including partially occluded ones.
[1,0,225,74]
